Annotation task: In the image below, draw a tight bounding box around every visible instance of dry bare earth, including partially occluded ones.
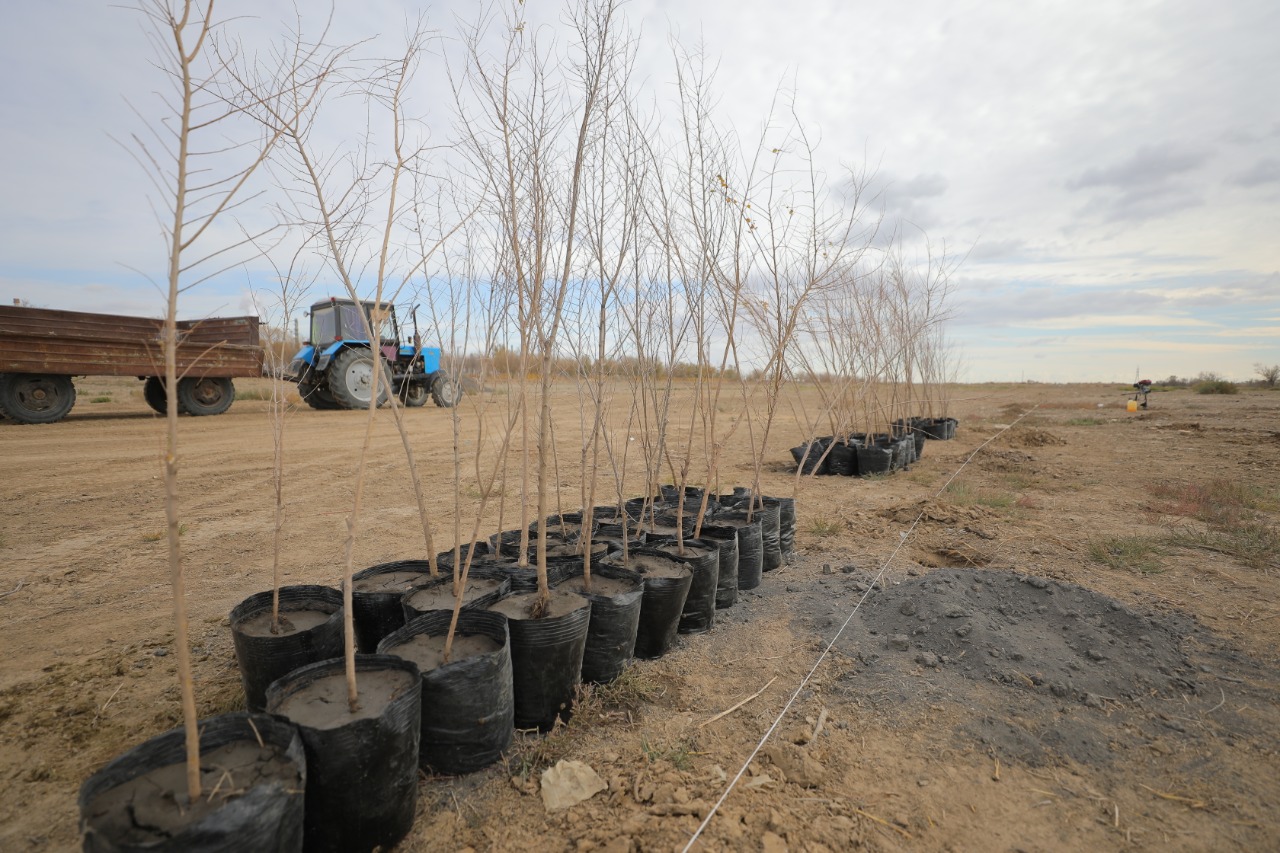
[1,379,1278,852]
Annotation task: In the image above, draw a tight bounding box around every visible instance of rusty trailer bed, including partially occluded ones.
[0,306,262,378]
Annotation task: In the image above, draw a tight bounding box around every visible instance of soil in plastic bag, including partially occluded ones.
[378,610,514,775]
[352,560,432,653]
[80,712,305,853]
[697,523,740,608]
[230,585,343,713]
[401,574,509,621]
[488,589,591,731]
[267,655,421,853]
[602,550,693,659]
[563,565,644,684]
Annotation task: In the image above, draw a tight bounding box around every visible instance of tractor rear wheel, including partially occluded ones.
[177,377,235,416]
[328,347,390,409]
[299,381,342,410]
[431,373,462,408]
[0,373,76,424]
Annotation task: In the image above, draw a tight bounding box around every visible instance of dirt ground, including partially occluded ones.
[2,378,1278,852]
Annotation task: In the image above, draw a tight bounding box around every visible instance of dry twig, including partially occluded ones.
[851,807,912,839]
[700,677,777,727]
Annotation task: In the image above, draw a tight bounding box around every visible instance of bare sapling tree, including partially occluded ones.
[411,198,526,662]
[129,0,322,799]
[249,23,454,711]
[657,41,753,537]
[247,240,317,633]
[565,53,649,587]
[736,104,876,513]
[454,0,625,615]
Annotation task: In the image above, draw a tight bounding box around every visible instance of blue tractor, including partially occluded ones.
[286,298,460,410]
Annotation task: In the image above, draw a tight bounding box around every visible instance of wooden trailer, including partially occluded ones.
[0,305,262,423]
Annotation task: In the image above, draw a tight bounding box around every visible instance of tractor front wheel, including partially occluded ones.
[431,373,462,408]
[329,348,390,409]
[401,380,428,408]
[177,377,235,416]
[0,373,77,424]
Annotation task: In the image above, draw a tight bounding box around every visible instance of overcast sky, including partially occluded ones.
[1,0,1277,382]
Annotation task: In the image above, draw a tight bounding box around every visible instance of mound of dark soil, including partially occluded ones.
[800,568,1276,769]
[854,570,1194,703]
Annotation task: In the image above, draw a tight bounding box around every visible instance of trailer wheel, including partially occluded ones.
[0,374,76,424]
[177,377,235,416]
[329,347,390,409]
[431,374,462,408]
[142,376,189,415]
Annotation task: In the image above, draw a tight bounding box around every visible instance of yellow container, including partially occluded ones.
[1126,399,1139,412]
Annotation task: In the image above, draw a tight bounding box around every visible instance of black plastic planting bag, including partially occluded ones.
[648,540,718,634]
[351,560,432,653]
[266,655,421,853]
[898,436,917,467]
[773,496,796,562]
[377,610,514,775]
[920,417,957,440]
[856,443,893,476]
[698,523,740,608]
[80,712,305,853]
[726,496,782,571]
[400,572,511,622]
[826,440,856,476]
[563,563,644,684]
[499,594,592,731]
[713,510,763,590]
[789,437,832,475]
[603,549,692,659]
[230,585,343,712]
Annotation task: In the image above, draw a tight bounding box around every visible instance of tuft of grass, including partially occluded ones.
[142,523,189,543]
[506,725,578,780]
[943,482,1015,509]
[89,395,113,403]
[234,386,274,401]
[806,517,842,537]
[1065,417,1103,426]
[1149,479,1278,527]
[1193,379,1238,395]
[1088,536,1165,573]
[1168,524,1280,573]
[1000,472,1039,491]
[640,735,697,771]
[591,666,664,715]
[1149,480,1279,571]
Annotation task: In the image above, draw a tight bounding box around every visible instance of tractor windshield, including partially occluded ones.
[309,300,398,345]
[310,305,338,346]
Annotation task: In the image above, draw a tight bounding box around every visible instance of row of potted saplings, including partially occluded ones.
[790,416,959,477]
[79,487,794,853]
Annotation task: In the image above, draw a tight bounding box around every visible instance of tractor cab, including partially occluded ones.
[308,298,399,351]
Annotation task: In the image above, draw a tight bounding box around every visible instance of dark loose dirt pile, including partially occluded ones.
[802,567,1278,770]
